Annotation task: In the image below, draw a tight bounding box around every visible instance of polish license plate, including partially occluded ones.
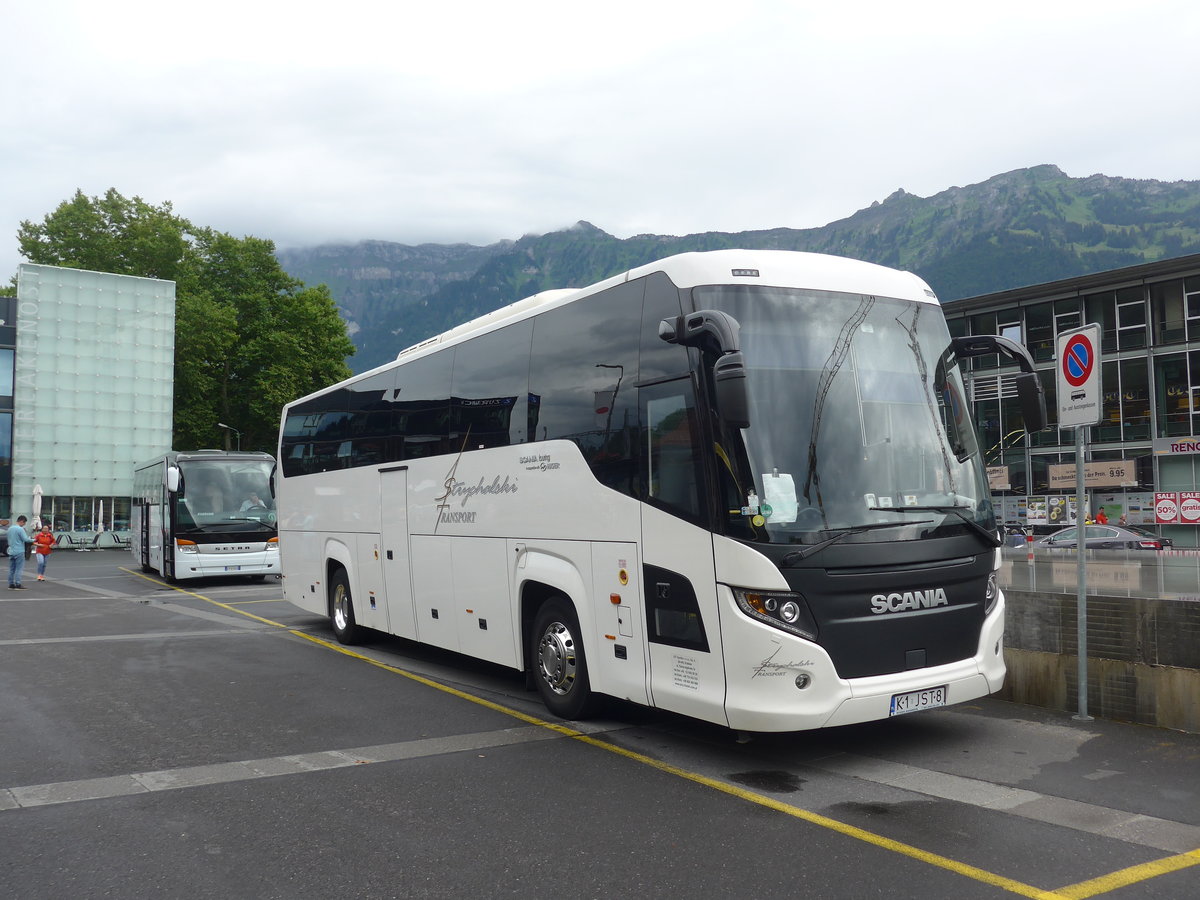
[889,685,947,716]
[224,566,242,572]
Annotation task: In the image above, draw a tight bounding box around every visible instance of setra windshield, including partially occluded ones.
[175,459,277,535]
[697,284,993,547]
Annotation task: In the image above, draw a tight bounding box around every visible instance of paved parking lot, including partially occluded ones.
[2,549,1198,898]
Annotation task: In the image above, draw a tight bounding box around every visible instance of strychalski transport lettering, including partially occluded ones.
[131,450,279,581]
[275,249,1047,733]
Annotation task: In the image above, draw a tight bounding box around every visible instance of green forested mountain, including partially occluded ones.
[276,165,1200,374]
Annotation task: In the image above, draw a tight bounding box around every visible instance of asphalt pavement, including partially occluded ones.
[1,548,1198,898]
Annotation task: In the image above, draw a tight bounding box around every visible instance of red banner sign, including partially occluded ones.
[1156,492,1180,524]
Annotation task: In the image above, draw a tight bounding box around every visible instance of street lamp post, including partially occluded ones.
[217,422,242,451]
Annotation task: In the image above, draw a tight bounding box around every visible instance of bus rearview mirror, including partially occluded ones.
[1014,372,1048,432]
[714,352,750,429]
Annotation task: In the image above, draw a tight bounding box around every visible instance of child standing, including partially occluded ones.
[34,525,55,581]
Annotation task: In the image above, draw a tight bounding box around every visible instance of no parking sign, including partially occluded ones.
[1056,324,1101,428]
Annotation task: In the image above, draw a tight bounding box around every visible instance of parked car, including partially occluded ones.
[1035,524,1172,550]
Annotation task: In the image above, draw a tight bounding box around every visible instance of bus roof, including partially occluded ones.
[135,450,275,470]
[395,250,937,360]
[286,249,940,403]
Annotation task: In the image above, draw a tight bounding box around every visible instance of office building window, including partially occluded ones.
[1116,287,1147,350]
[1155,353,1191,438]
[1120,357,1150,441]
[0,348,12,399]
[1152,279,1186,344]
[1025,302,1054,362]
[1086,291,1116,352]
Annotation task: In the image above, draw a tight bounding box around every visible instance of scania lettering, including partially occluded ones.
[131,451,279,581]
[277,250,1046,732]
[870,588,950,615]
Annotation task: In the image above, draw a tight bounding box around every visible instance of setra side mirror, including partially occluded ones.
[165,466,180,493]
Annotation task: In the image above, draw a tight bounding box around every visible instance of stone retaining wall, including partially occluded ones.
[1000,590,1200,733]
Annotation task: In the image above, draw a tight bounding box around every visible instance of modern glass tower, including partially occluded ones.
[6,264,175,531]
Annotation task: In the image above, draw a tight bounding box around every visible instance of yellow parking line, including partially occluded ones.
[120,567,1198,898]
[121,568,288,628]
[287,630,1063,900]
[1053,849,1200,898]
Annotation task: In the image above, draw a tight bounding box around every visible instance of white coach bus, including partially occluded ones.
[277,250,1045,732]
[132,450,279,581]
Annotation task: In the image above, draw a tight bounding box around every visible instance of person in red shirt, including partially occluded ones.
[1095,509,1108,525]
[34,525,55,581]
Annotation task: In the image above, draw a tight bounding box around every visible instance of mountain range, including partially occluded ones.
[275,164,1200,375]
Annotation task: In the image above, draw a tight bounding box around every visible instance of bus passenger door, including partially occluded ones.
[380,467,417,641]
[589,542,649,706]
[639,380,729,728]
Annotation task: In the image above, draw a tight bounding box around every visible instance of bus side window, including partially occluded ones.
[450,321,532,451]
[642,380,703,521]
[395,349,454,459]
[529,281,642,496]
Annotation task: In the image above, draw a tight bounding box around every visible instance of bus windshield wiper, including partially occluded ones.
[782,519,932,565]
[870,505,1002,548]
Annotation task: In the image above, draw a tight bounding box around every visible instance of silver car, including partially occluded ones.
[1035,524,1172,550]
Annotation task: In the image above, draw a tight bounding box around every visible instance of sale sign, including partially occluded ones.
[1181,492,1200,524]
[1155,492,1180,524]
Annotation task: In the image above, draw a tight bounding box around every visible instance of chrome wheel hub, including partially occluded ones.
[538,620,577,696]
[333,587,350,631]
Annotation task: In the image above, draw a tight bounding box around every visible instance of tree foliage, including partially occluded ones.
[17,189,354,452]
[18,189,191,280]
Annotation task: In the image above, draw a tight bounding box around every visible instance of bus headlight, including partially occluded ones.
[266,537,279,552]
[176,539,198,554]
[984,572,999,615]
[733,588,818,641]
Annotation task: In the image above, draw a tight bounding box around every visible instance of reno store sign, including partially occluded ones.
[1155,491,1200,524]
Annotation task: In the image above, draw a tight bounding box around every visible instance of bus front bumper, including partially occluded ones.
[720,587,1006,733]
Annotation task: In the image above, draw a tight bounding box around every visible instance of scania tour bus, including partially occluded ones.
[276,250,1045,732]
[132,450,279,581]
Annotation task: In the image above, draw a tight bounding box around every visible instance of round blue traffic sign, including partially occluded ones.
[1062,334,1094,388]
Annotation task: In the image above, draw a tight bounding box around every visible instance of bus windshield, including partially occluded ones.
[175,458,277,535]
[697,285,993,546]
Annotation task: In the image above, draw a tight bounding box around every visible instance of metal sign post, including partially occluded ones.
[1056,324,1101,722]
[1073,427,1091,721]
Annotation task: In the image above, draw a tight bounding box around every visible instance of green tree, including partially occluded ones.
[17,188,354,451]
[17,188,191,280]
[174,228,354,451]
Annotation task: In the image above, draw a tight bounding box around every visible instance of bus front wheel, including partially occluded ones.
[330,569,365,645]
[532,598,596,720]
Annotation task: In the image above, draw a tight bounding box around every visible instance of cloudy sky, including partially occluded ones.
[3,0,1198,279]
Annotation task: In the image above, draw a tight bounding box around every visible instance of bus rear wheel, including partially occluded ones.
[330,569,365,645]
[532,598,596,720]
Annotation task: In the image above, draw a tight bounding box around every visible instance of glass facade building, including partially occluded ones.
[942,252,1200,545]
[7,264,175,534]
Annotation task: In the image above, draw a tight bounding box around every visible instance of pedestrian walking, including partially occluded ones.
[7,515,31,589]
[34,525,55,581]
